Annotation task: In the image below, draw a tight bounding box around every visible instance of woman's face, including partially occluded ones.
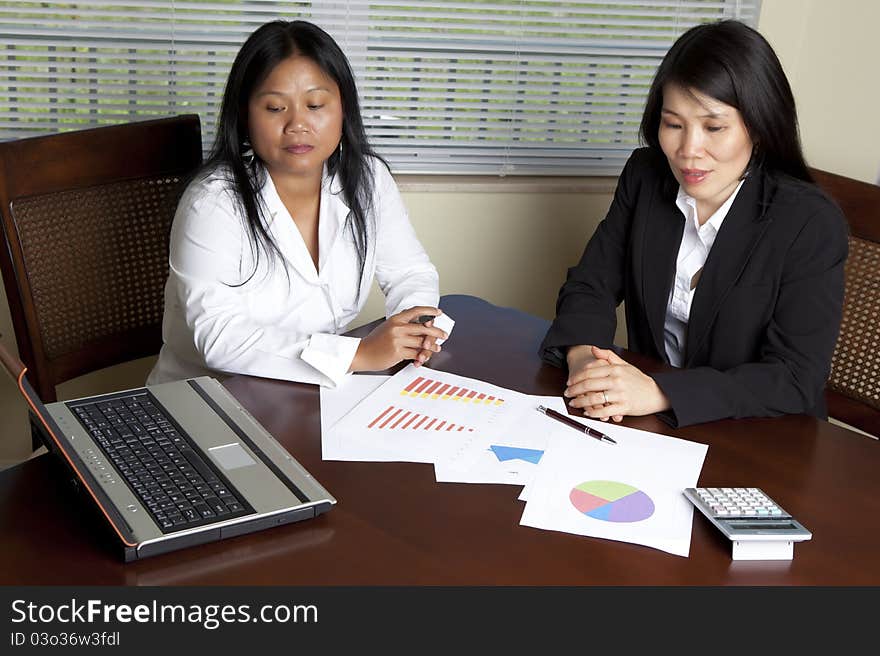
[658,84,754,220]
[247,54,343,182]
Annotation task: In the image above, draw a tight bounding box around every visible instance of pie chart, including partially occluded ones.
[569,480,655,523]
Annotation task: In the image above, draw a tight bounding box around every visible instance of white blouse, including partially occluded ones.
[148,158,439,387]
[664,179,745,367]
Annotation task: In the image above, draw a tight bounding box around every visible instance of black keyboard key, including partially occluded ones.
[206,498,230,516]
[169,514,187,526]
[178,447,220,483]
[194,504,215,519]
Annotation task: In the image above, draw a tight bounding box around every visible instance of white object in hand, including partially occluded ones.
[432,312,455,346]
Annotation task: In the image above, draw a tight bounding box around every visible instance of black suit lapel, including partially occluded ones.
[642,183,685,362]
[684,171,774,365]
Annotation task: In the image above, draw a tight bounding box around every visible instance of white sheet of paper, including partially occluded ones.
[519,420,707,557]
[320,374,389,461]
[325,364,534,464]
[433,394,568,485]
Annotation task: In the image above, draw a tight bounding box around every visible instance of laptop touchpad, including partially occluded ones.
[209,443,256,470]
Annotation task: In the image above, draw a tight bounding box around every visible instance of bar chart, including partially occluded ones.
[367,404,476,433]
[400,376,505,406]
[331,365,523,464]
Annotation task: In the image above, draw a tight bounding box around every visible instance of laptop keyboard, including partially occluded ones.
[69,392,252,534]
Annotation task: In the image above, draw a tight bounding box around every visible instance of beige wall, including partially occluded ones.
[759,0,880,184]
[2,0,878,463]
[357,185,615,322]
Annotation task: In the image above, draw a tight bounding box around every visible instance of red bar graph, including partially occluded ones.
[398,377,504,405]
[379,408,402,429]
[403,377,425,392]
[368,406,394,428]
[367,405,475,433]
[390,411,410,429]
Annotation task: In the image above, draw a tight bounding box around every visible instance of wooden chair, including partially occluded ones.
[813,168,880,438]
[0,115,202,413]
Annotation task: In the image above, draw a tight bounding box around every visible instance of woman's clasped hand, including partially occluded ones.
[564,345,670,423]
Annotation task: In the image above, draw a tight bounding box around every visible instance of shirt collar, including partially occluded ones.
[675,178,746,232]
[258,163,350,225]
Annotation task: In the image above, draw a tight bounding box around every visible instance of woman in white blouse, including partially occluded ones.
[149,20,445,387]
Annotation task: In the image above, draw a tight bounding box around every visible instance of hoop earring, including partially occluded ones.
[338,140,343,157]
[241,140,254,164]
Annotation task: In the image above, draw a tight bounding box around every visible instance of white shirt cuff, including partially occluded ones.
[300,333,361,387]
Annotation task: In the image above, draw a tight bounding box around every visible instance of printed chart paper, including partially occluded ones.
[519,420,707,557]
[320,366,709,557]
[433,394,568,485]
[320,374,391,461]
[326,365,541,465]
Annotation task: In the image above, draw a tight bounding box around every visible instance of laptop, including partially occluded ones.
[0,341,335,561]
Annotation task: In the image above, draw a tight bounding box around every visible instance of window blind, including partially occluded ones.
[0,1,761,175]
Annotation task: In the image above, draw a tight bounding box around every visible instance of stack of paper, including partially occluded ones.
[321,365,707,557]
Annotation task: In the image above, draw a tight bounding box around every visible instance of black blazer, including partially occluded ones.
[541,147,848,427]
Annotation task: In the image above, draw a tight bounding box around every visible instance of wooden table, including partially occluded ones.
[1,295,877,585]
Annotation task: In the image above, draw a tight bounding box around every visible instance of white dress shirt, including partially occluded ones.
[147,157,439,387]
[664,179,745,367]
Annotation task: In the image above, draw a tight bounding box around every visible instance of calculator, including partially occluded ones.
[684,487,812,560]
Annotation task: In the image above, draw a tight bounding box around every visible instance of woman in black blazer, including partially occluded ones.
[541,20,848,428]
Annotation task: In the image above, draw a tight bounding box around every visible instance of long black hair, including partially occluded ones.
[639,20,812,183]
[207,20,380,285]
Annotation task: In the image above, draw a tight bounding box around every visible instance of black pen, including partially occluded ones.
[537,405,617,445]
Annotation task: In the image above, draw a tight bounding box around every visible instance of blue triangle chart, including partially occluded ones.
[489,445,544,465]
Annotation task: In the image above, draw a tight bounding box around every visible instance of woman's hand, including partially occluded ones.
[566,344,598,374]
[350,306,447,372]
[564,345,670,421]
